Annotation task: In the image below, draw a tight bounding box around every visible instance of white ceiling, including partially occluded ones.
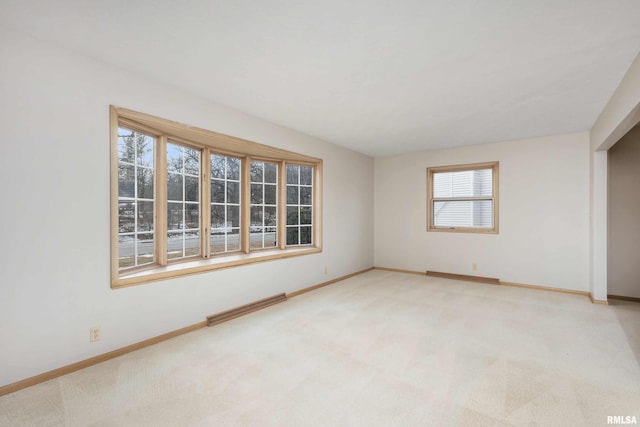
[2,1,640,156]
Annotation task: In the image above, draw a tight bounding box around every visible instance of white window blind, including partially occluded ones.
[432,168,494,228]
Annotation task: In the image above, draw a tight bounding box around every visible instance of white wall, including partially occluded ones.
[589,51,640,301]
[374,133,591,291]
[591,52,640,152]
[0,28,374,387]
[608,124,640,298]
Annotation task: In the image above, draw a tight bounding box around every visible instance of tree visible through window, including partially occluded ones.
[250,161,278,249]
[117,127,155,269]
[210,154,241,254]
[167,142,201,259]
[286,164,314,245]
[111,107,322,287]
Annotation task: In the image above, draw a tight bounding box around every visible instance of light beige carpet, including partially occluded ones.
[1,270,639,426]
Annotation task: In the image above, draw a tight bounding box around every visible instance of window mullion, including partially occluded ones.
[157,135,168,266]
[201,147,211,259]
[241,156,251,253]
[313,162,322,248]
[278,161,287,249]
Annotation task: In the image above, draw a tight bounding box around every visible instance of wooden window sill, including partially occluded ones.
[113,246,322,288]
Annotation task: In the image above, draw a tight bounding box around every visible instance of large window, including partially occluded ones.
[426,162,498,233]
[111,107,322,287]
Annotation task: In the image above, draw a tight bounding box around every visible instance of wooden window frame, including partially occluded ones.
[285,164,315,247]
[209,153,242,255]
[426,161,499,234]
[110,106,323,288]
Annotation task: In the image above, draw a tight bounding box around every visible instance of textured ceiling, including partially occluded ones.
[2,0,640,156]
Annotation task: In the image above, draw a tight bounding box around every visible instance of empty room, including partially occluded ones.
[1,1,639,426]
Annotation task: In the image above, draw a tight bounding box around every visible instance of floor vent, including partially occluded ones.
[207,293,288,326]
[426,270,500,285]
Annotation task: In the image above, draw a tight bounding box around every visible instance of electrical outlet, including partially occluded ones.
[472,263,478,271]
[324,266,328,275]
[90,326,101,343]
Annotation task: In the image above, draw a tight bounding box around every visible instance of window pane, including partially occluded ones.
[167,144,183,173]
[286,227,299,245]
[250,206,263,226]
[167,173,183,201]
[185,203,199,229]
[227,205,240,227]
[227,181,240,204]
[211,231,225,253]
[250,162,263,183]
[118,235,135,269]
[227,157,240,180]
[287,186,298,204]
[285,164,313,247]
[118,202,135,233]
[300,206,312,225]
[210,154,242,255]
[211,205,225,228]
[264,206,277,226]
[300,187,312,205]
[264,184,276,205]
[300,227,312,245]
[433,169,492,198]
[185,231,200,257]
[251,184,263,204]
[136,168,154,199]
[264,228,277,247]
[250,231,264,249]
[184,148,200,175]
[167,202,183,230]
[117,127,136,164]
[211,180,225,203]
[433,200,493,228]
[287,206,298,225]
[167,231,183,259]
[167,143,201,260]
[118,164,135,198]
[137,233,154,266]
[117,127,156,271]
[185,176,199,202]
[265,163,277,183]
[287,165,299,184]
[211,154,225,179]
[137,201,154,232]
[136,135,154,167]
[250,161,278,249]
[118,128,154,166]
[300,166,313,185]
[227,229,240,251]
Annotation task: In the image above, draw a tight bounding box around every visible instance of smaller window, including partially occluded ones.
[210,153,241,254]
[286,164,314,246]
[117,127,156,270]
[250,160,278,249]
[167,142,201,260]
[427,162,498,233]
